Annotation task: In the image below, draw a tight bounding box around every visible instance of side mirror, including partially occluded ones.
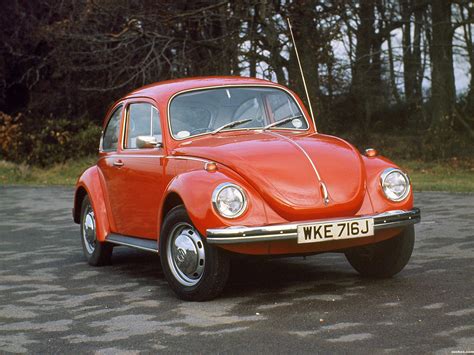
[136,136,162,149]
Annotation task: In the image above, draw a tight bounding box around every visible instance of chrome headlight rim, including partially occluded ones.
[380,168,411,202]
[212,183,248,219]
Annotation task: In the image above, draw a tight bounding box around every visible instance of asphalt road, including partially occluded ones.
[0,187,473,354]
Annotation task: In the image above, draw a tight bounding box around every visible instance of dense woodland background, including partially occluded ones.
[0,0,473,166]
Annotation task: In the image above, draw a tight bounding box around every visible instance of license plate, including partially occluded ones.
[297,218,374,244]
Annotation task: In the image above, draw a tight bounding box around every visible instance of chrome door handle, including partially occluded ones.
[113,160,124,167]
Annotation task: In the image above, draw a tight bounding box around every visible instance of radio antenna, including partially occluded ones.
[286,18,315,125]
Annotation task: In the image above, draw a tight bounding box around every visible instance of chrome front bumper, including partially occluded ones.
[206,208,420,245]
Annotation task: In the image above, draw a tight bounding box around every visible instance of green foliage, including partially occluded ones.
[423,128,471,161]
[0,112,101,167]
[0,112,23,162]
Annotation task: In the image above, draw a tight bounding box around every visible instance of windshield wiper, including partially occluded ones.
[212,118,252,135]
[262,115,303,131]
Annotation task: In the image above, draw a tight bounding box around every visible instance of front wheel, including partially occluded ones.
[160,206,230,301]
[80,196,113,266]
[345,226,415,278]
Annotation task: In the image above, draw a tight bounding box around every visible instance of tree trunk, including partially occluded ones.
[430,0,455,130]
[371,35,384,110]
[352,0,376,131]
[287,1,322,121]
[402,0,414,103]
[387,33,402,105]
[256,2,288,85]
[402,0,424,108]
[460,3,474,111]
[412,3,424,106]
[248,5,257,78]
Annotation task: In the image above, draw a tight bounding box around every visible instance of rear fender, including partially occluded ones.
[74,166,111,242]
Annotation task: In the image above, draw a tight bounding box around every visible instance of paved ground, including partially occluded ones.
[0,187,472,354]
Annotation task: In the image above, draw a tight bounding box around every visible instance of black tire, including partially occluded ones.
[80,196,113,266]
[345,226,415,278]
[160,205,230,301]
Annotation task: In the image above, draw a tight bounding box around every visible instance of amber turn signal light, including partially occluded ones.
[365,148,378,157]
[205,162,218,172]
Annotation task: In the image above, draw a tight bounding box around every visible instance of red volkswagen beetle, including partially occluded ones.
[73,76,420,301]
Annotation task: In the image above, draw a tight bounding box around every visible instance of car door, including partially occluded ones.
[97,104,125,234]
[98,100,165,239]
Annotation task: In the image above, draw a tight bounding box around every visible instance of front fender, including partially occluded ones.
[362,155,414,213]
[74,166,111,242]
[159,166,283,238]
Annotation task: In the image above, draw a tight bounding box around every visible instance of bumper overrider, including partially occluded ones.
[206,208,420,244]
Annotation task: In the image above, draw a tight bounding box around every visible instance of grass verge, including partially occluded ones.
[0,157,473,192]
[0,156,96,186]
[399,159,474,193]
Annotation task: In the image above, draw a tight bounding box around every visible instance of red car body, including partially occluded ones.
[73,76,420,300]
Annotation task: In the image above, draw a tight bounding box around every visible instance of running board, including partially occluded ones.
[106,233,158,253]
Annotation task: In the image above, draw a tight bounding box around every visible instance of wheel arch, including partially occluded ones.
[73,186,88,224]
[74,166,112,242]
[158,168,272,240]
[160,191,185,229]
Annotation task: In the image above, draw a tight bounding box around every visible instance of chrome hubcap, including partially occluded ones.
[167,222,205,287]
[82,207,96,254]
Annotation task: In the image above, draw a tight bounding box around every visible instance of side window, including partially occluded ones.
[126,103,162,149]
[102,106,123,151]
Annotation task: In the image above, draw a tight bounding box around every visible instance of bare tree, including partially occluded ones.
[402,0,425,108]
[457,1,474,111]
[1,0,473,163]
[429,0,456,131]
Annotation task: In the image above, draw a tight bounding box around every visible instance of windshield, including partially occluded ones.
[169,87,308,139]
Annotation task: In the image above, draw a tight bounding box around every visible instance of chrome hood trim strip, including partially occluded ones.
[266,131,322,182]
[266,131,329,203]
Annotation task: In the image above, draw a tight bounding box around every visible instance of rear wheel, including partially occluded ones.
[160,205,230,301]
[345,226,414,278]
[80,196,113,266]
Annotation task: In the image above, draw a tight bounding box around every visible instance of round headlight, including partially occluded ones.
[380,168,411,202]
[212,183,247,218]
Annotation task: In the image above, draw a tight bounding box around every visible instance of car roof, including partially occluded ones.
[124,76,282,102]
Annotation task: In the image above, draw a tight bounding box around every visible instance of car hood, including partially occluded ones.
[173,131,366,220]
